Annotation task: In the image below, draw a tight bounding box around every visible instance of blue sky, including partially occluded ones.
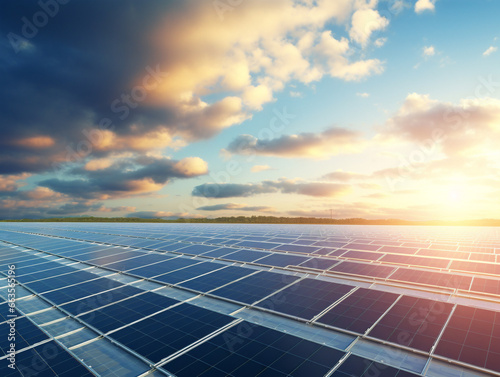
[1,0,499,220]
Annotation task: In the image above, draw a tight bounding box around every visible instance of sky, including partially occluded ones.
[0,0,499,221]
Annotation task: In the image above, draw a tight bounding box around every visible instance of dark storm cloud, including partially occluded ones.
[225,127,363,158]
[40,156,208,199]
[0,0,233,175]
[192,180,351,198]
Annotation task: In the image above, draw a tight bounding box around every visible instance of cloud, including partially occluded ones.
[415,0,437,13]
[192,179,351,198]
[0,0,391,176]
[251,165,272,173]
[422,45,435,56]
[349,5,389,47]
[196,203,275,212]
[379,93,500,157]
[0,173,30,192]
[40,156,208,199]
[374,37,387,47]
[225,127,364,158]
[320,171,370,181]
[357,92,370,98]
[483,46,498,57]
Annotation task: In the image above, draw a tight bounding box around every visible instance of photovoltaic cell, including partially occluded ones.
[329,261,395,278]
[316,288,399,334]
[164,321,346,377]
[60,284,145,316]
[0,317,48,356]
[21,270,102,294]
[368,296,453,352]
[434,305,500,373]
[126,257,199,278]
[78,292,179,333]
[297,257,338,270]
[1,341,94,377]
[256,278,353,320]
[41,277,124,305]
[223,249,271,262]
[153,261,226,285]
[110,303,234,363]
[254,253,310,268]
[389,268,472,290]
[178,265,256,292]
[210,271,300,305]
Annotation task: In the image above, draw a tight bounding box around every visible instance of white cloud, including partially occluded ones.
[422,45,435,56]
[483,46,498,57]
[251,165,272,173]
[357,92,370,98]
[374,37,387,47]
[415,0,437,13]
[349,7,389,47]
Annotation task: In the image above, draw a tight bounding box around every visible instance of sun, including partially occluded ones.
[448,188,462,202]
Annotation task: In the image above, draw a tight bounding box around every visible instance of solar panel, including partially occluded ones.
[110,303,234,363]
[368,296,453,352]
[78,292,179,333]
[0,223,499,377]
[1,341,94,377]
[0,317,48,355]
[209,271,300,305]
[178,265,256,292]
[434,305,500,372]
[316,288,399,333]
[163,321,346,377]
[256,278,353,320]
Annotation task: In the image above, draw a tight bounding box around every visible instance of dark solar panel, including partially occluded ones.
[435,305,500,372]
[78,292,179,333]
[210,271,300,305]
[110,303,234,363]
[297,257,338,270]
[257,278,353,320]
[153,261,226,285]
[389,268,472,290]
[126,257,200,278]
[178,265,256,292]
[164,321,345,377]
[41,277,124,305]
[22,270,102,294]
[223,249,271,262]
[369,296,453,352]
[2,341,94,377]
[316,288,399,333]
[329,261,395,278]
[254,253,310,267]
[0,317,48,356]
[60,285,145,316]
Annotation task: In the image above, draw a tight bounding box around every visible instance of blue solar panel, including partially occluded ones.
[1,341,94,377]
[210,271,300,304]
[164,321,346,377]
[178,265,256,292]
[0,317,48,356]
[78,292,179,333]
[257,278,353,320]
[110,303,234,363]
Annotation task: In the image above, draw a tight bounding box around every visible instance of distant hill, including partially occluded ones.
[2,216,500,226]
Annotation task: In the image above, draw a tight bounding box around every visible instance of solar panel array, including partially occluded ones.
[0,222,499,376]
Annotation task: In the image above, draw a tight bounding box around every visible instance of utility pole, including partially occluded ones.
[330,208,333,219]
